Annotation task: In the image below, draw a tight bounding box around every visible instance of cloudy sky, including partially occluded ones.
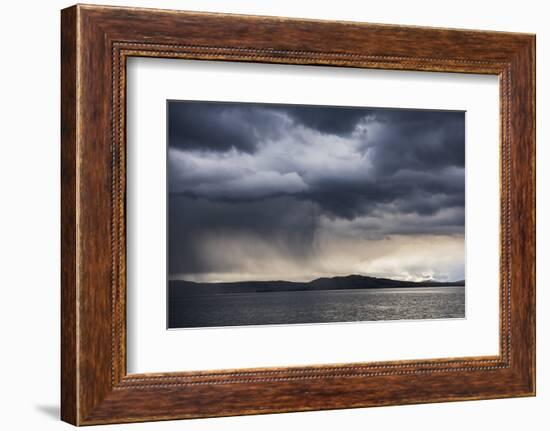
[167,101,465,283]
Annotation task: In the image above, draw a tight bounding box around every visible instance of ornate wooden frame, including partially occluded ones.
[61,4,535,425]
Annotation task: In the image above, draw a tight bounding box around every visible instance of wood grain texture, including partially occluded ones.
[60,4,535,425]
[60,6,78,425]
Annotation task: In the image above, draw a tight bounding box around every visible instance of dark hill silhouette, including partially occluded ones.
[169,274,465,297]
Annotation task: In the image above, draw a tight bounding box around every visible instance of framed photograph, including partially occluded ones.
[165,101,468,330]
[61,4,535,425]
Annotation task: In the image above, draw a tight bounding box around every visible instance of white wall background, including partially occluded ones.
[0,1,546,429]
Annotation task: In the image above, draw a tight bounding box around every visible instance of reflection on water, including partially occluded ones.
[168,286,465,329]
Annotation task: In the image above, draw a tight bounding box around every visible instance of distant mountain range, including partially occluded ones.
[169,275,465,297]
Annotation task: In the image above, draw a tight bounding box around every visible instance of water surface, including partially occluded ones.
[168,286,465,329]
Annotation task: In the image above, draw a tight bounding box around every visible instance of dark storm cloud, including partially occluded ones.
[302,175,464,220]
[302,162,465,220]
[361,109,465,173]
[168,101,288,153]
[167,101,465,278]
[283,105,368,135]
[347,206,465,237]
[168,102,370,154]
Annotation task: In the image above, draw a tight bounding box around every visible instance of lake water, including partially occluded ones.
[168,286,465,329]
